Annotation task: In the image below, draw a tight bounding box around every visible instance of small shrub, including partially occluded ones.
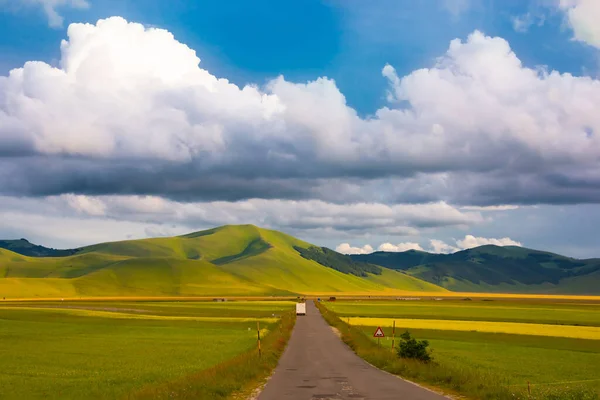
[397,331,432,362]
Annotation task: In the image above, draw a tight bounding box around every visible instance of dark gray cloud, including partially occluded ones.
[0,157,320,201]
[440,170,600,206]
[2,156,600,207]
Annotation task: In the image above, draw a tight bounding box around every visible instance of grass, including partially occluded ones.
[212,238,271,265]
[347,317,600,340]
[300,293,600,301]
[326,299,600,326]
[0,258,282,298]
[215,227,446,294]
[0,300,295,400]
[358,327,600,390]
[3,299,295,318]
[0,306,280,322]
[318,300,600,400]
[363,268,448,292]
[128,310,295,399]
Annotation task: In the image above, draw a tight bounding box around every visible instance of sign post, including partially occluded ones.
[373,326,385,347]
[391,320,396,351]
[257,321,262,358]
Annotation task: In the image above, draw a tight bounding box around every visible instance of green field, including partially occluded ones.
[327,299,600,326]
[0,225,445,299]
[323,299,600,396]
[3,225,600,399]
[0,300,294,399]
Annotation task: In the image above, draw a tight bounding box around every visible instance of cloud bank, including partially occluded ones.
[0,194,484,247]
[456,234,522,249]
[1,17,600,206]
[337,235,522,255]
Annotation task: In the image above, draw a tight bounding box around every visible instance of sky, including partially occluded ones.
[1,0,600,257]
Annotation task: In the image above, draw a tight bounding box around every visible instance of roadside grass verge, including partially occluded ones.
[127,311,295,400]
[316,301,598,400]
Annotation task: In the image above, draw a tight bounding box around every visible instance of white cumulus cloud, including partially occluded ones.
[559,0,600,49]
[511,12,545,33]
[65,194,106,216]
[336,234,521,255]
[335,243,374,255]
[456,234,522,249]
[378,242,424,252]
[429,239,460,254]
[429,235,522,254]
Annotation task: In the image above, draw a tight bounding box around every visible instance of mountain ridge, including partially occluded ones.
[0,225,444,298]
[3,227,600,296]
[351,245,600,294]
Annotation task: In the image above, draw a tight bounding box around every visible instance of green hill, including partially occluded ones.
[351,245,600,294]
[0,225,445,299]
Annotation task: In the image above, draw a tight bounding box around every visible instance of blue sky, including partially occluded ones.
[1,0,600,257]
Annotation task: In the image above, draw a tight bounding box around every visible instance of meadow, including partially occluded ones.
[0,300,295,400]
[327,299,600,326]
[321,298,600,399]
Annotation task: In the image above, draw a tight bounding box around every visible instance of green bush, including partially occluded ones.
[397,331,432,362]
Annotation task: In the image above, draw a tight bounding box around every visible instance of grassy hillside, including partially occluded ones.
[352,245,600,294]
[0,225,445,299]
[293,245,382,277]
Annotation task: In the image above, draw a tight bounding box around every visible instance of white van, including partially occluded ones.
[296,302,306,316]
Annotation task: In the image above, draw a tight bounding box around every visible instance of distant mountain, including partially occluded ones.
[5,230,598,297]
[0,239,78,257]
[351,245,600,294]
[0,225,444,299]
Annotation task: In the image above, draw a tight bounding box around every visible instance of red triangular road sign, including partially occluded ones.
[373,326,385,338]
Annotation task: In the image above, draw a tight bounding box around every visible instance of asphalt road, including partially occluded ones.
[258,301,449,400]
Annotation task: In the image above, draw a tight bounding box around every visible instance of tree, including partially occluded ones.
[397,331,432,362]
